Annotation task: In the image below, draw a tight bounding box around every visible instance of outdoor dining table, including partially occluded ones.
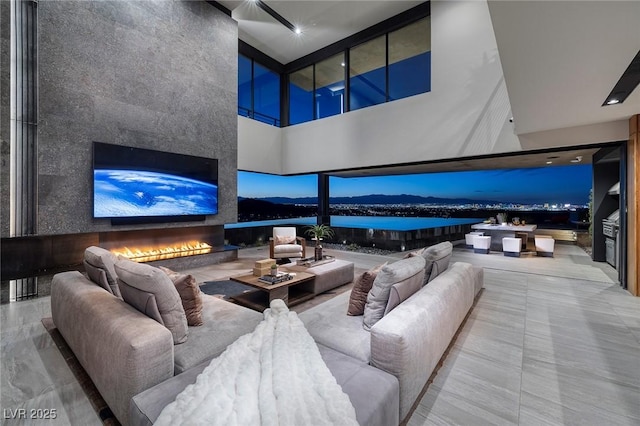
[471,223,537,251]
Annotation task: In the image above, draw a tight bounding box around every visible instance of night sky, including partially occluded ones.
[239,164,592,205]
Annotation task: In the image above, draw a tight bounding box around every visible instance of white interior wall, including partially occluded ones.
[238,0,522,176]
[237,116,283,174]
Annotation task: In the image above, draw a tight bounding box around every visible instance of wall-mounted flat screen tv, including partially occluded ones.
[93,142,218,220]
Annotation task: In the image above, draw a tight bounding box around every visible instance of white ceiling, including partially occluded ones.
[487,0,640,136]
[217,1,423,64]
[218,0,639,174]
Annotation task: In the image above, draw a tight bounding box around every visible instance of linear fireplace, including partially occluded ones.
[98,225,228,264]
[111,241,213,263]
[1,225,234,281]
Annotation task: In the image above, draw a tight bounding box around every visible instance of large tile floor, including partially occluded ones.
[1,242,638,425]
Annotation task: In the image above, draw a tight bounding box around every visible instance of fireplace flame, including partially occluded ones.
[112,241,213,263]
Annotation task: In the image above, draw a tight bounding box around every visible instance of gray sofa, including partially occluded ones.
[51,248,264,426]
[53,242,482,426]
[299,242,483,422]
[130,242,483,425]
[131,342,400,426]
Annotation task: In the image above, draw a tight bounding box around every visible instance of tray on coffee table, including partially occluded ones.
[295,255,335,267]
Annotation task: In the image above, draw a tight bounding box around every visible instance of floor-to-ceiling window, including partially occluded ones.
[238,54,281,127]
[349,36,387,111]
[253,62,280,126]
[388,17,431,100]
[286,15,431,125]
[289,65,314,125]
[238,54,252,118]
[238,8,430,127]
[315,53,345,119]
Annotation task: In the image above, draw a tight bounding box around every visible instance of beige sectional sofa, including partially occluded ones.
[51,248,264,425]
[299,242,483,422]
[52,241,482,425]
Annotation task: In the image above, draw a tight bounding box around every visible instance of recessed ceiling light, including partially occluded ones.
[340,62,345,67]
[547,156,559,159]
[602,49,640,106]
[546,161,553,165]
[570,156,583,163]
[294,27,302,35]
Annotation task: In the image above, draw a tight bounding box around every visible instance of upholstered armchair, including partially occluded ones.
[269,227,306,260]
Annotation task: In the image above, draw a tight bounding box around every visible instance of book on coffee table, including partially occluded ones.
[258,273,293,285]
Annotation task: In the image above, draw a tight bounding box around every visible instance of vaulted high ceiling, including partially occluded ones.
[218,1,639,174]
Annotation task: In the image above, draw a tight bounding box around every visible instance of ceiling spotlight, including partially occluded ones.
[340,62,345,67]
[602,49,640,106]
[570,156,583,163]
[546,161,553,165]
[294,27,302,35]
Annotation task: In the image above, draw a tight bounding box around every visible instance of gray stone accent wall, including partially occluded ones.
[37,0,237,235]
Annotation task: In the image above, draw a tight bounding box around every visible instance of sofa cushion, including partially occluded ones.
[384,275,423,315]
[118,283,164,324]
[172,295,263,374]
[115,259,189,344]
[273,244,302,254]
[299,291,372,363]
[158,266,203,327]
[363,256,426,331]
[317,344,400,426]
[83,246,121,298]
[422,241,453,284]
[347,262,386,316]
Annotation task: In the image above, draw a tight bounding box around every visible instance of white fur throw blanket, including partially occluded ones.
[155,299,358,426]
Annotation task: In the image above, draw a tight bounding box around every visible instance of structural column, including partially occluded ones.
[317,173,330,225]
[628,114,639,296]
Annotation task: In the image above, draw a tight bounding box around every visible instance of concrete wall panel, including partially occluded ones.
[37,0,237,235]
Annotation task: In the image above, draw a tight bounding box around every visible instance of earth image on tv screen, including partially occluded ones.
[94,169,218,218]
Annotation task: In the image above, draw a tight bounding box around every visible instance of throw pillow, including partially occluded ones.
[115,258,189,344]
[347,262,387,316]
[421,241,453,284]
[403,248,425,259]
[83,246,122,298]
[158,266,204,326]
[363,256,426,331]
[275,235,295,245]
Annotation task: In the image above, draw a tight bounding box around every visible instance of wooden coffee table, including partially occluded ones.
[229,270,315,312]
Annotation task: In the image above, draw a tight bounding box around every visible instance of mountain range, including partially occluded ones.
[238,194,501,205]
